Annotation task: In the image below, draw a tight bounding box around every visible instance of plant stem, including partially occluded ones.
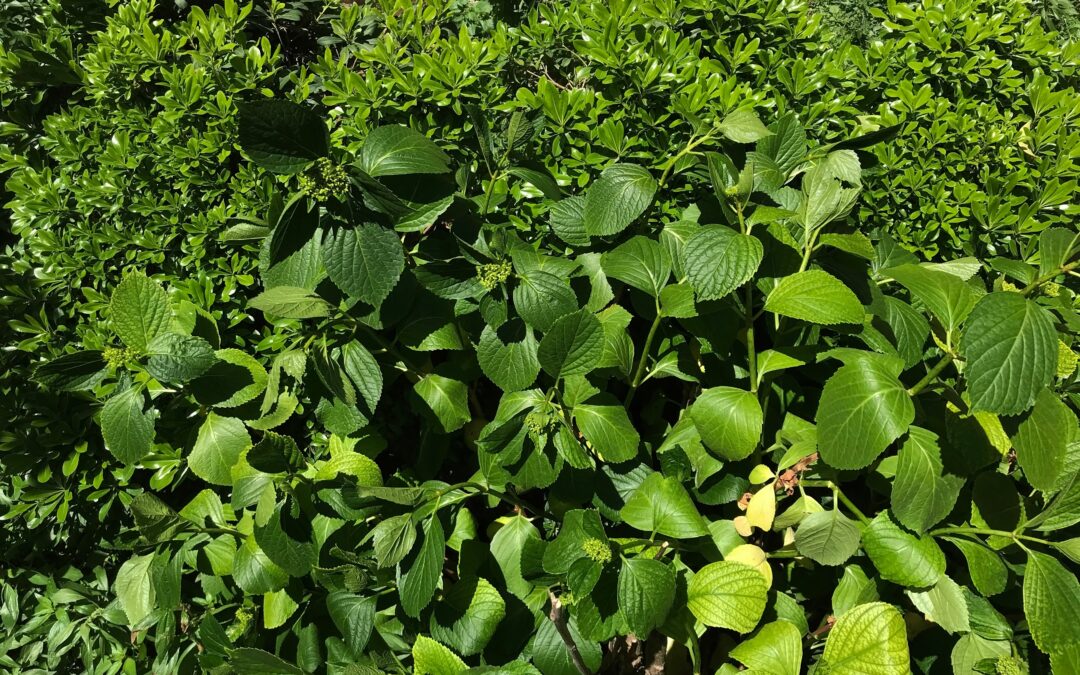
[548,591,593,675]
[906,354,954,396]
[745,281,758,393]
[929,526,1053,547]
[657,132,713,187]
[1021,259,1079,296]
[481,171,503,215]
[800,480,869,524]
[625,305,663,407]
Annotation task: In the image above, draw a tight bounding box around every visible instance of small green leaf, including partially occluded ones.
[583,164,657,237]
[327,592,377,656]
[718,109,773,143]
[373,514,417,568]
[322,223,405,307]
[1012,388,1076,491]
[574,397,640,463]
[862,512,945,588]
[794,510,862,566]
[238,100,328,174]
[249,286,329,319]
[189,414,251,486]
[430,577,506,656]
[413,636,467,675]
[400,517,446,618]
[906,574,969,634]
[683,226,763,301]
[477,323,541,392]
[960,292,1057,415]
[1023,550,1080,654]
[884,263,978,333]
[359,125,450,177]
[115,554,156,626]
[229,648,305,675]
[820,602,909,675]
[110,273,171,352]
[621,473,708,539]
[601,235,671,297]
[891,427,964,533]
[689,387,763,461]
[145,333,217,384]
[538,309,604,379]
[101,387,157,465]
[687,561,768,633]
[513,269,579,332]
[941,537,1007,597]
[413,374,471,433]
[32,351,106,392]
[816,358,914,470]
[617,558,675,637]
[765,270,864,325]
[729,621,802,675]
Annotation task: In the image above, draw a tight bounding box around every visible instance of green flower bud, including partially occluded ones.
[104,346,134,368]
[1058,340,1078,379]
[477,260,513,290]
[581,537,612,564]
[299,157,349,201]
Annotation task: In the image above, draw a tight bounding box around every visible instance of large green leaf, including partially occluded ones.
[412,636,467,675]
[189,414,251,486]
[906,574,969,634]
[32,351,106,392]
[687,561,768,633]
[884,263,978,333]
[891,427,963,533]
[729,621,802,675]
[477,323,541,391]
[110,273,171,352]
[430,577,506,656]
[322,223,405,307]
[820,602,909,675]
[862,512,944,588]
[248,286,329,319]
[359,125,450,177]
[601,235,671,297]
[145,333,217,384]
[238,100,328,174]
[537,309,604,379]
[413,374,471,433]
[960,292,1057,415]
[621,472,708,539]
[490,515,541,599]
[683,226,763,301]
[816,358,914,470]
[513,269,578,332]
[100,387,157,465]
[115,554,156,626]
[574,397,640,463]
[941,537,1007,597]
[1012,388,1076,491]
[794,509,862,566]
[689,386,762,461]
[373,514,418,568]
[617,558,675,637]
[764,270,864,325]
[327,592,377,656]
[583,164,657,236]
[1023,550,1080,654]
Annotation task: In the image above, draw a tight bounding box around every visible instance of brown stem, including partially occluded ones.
[548,591,593,675]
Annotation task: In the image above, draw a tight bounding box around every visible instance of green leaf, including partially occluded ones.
[689,387,763,461]
[683,226,763,300]
[542,509,608,575]
[951,634,1011,675]
[832,566,879,617]
[764,270,864,325]
[490,515,541,599]
[359,125,450,177]
[414,374,471,433]
[507,165,561,200]
[574,397,640,463]
[906,574,969,634]
[145,333,217,384]
[621,472,709,539]
[537,309,604,379]
[101,387,157,465]
[862,512,945,588]
[960,292,1057,415]
[234,536,289,594]
[254,503,315,577]
[373,514,417,568]
[32,351,106,392]
[430,577,506,656]
[601,235,671,297]
[477,323,541,392]
[1023,550,1080,654]
[269,195,320,265]
[820,602,909,675]
[532,617,602,675]
[687,561,768,633]
[718,109,773,143]
[238,100,328,174]
[110,273,171,352]
[729,621,802,675]
[115,554,156,626]
[249,286,329,319]
[617,558,675,637]
[794,509,862,566]
[229,648,305,674]
[340,340,383,413]
[327,592,376,656]
[583,163,657,236]
[513,269,579,332]
[189,414,251,486]
[549,195,589,246]
[884,263,978,333]
[190,349,269,409]
[941,537,1007,597]
[413,636,468,675]
[891,427,964,533]
[816,359,914,470]
[1038,226,1077,277]
[322,223,405,307]
[1013,388,1076,491]
[400,517,446,618]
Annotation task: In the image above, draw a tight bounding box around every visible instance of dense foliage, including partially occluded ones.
[2,0,1080,673]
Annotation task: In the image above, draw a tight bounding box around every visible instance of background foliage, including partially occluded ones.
[2,0,1080,673]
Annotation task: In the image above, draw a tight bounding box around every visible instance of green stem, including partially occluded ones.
[625,305,663,407]
[798,230,819,273]
[906,354,954,396]
[1021,259,1079,296]
[929,526,1053,547]
[427,481,548,520]
[800,480,869,524]
[480,171,503,215]
[658,132,714,187]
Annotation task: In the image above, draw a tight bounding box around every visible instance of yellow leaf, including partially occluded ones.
[727,543,772,588]
[747,485,776,531]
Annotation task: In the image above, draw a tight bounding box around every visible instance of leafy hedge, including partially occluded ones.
[2,0,1080,673]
